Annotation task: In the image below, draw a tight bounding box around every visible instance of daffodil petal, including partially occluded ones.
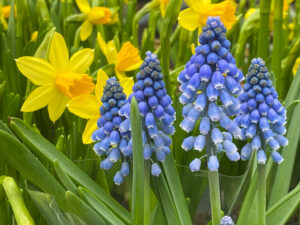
[82,117,98,144]
[15,56,56,86]
[49,32,69,72]
[69,48,94,73]
[178,8,200,32]
[116,42,142,72]
[21,86,56,112]
[95,69,109,100]
[67,94,100,119]
[80,20,93,41]
[48,89,69,122]
[97,32,118,64]
[184,0,209,11]
[75,0,91,13]
[119,75,134,98]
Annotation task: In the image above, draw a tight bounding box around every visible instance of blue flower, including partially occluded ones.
[238,58,288,164]
[92,77,130,185]
[120,51,176,176]
[178,17,244,172]
[220,216,235,225]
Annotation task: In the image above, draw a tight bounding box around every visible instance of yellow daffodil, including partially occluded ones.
[0,5,14,29]
[152,0,170,17]
[178,0,237,32]
[68,69,134,144]
[31,31,38,42]
[292,57,300,76]
[16,32,95,122]
[97,32,142,97]
[75,0,118,41]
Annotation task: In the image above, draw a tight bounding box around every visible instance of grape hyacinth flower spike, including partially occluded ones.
[119,51,176,176]
[238,58,288,164]
[92,77,130,185]
[178,16,244,172]
[220,216,235,225]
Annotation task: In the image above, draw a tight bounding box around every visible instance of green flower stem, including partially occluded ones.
[295,0,300,38]
[257,164,266,225]
[272,0,284,98]
[257,0,271,60]
[144,160,150,225]
[0,176,35,225]
[132,1,157,46]
[208,171,222,225]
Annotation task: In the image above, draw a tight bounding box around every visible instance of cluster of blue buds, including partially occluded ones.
[120,51,176,176]
[178,16,244,172]
[220,216,235,225]
[92,77,130,185]
[237,58,288,164]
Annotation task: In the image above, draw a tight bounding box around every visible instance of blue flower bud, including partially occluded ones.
[275,134,288,146]
[151,163,161,176]
[217,59,229,74]
[113,171,124,185]
[223,140,237,154]
[271,151,284,164]
[241,143,252,160]
[108,148,121,162]
[195,93,207,111]
[180,118,196,133]
[187,107,201,122]
[199,64,212,82]
[145,113,155,128]
[251,135,261,151]
[257,150,267,164]
[144,144,152,159]
[226,76,240,95]
[222,132,233,141]
[220,90,233,107]
[100,158,114,170]
[245,124,257,138]
[226,151,240,161]
[211,71,225,89]
[199,117,210,134]
[120,162,130,176]
[208,102,221,121]
[190,158,201,172]
[211,128,223,145]
[259,117,269,132]
[207,156,219,171]
[206,83,219,101]
[267,138,280,150]
[220,113,232,129]
[188,73,201,91]
[138,101,149,116]
[194,135,206,151]
[154,105,165,120]
[182,136,195,151]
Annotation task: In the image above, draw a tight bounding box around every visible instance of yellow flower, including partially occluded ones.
[178,0,237,32]
[244,8,257,20]
[15,32,95,122]
[153,0,170,17]
[97,32,142,97]
[0,5,14,29]
[31,31,38,42]
[75,0,118,41]
[293,57,300,76]
[68,70,134,144]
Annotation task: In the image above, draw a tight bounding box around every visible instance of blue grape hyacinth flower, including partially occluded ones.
[119,51,176,176]
[178,16,244,172]
[92,77,130,185]
[237,58,288,164]
[220,216,235,225]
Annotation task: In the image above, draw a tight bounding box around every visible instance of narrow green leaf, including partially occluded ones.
[65,191,106,225]
[130,97,145,225]
[54,160,78,194]
[9,117,130,224]
[162,155,193,225]
[78,187,125,225]
[267,184,300,225]
[152,173,181,225]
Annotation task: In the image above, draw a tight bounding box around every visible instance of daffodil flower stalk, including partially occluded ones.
[15,32,95,122]
[91,77,131,185]
[178,17,244,225]
[237,58,288,225]
[120,51,176,176]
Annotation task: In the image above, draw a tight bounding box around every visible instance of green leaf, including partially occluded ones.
[78,187,125,225]
[267,184,300,225]
[9,117,130,224]
[130,97,145,225]
[162,155,193,225]
[54,160,78,194]
[152,173,181,225]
